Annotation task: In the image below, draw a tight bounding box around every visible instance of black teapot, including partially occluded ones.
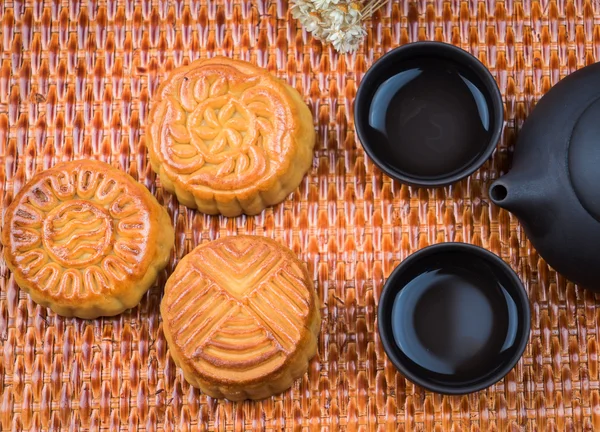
[489,63,600,291]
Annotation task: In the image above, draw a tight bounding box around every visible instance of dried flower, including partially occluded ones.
[313,0,340,9]
[290,0,387,54]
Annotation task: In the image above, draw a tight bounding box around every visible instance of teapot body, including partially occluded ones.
[489,62,600,290]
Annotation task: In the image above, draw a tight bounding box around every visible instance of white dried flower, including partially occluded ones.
[344,4,362,24]
[313,0,340,9]
[291,0,315,19]
[303,13,323,34]
[327,25,366,53]
[291,0,386,54]
[327,8,345,26]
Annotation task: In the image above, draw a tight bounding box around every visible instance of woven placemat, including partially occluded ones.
[1,0,599,430]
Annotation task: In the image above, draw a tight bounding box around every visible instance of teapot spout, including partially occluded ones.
[489,174,540,214]
[489,173,556,239]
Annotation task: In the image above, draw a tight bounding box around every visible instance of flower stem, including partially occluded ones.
[361,0,388,18]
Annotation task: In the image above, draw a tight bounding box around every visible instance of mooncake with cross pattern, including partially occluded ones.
[146,57,316,217]
[2,160,175,319]
[160,235,320,400]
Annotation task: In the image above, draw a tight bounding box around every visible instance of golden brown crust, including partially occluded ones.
[146,57,316,217]
[161,235,320,401]
[2,160,175,319]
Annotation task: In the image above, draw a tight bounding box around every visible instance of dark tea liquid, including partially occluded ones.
[367,58,492,178]
[391,258,519,380]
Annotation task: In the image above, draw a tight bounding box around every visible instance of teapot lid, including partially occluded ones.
[569,96,600,223]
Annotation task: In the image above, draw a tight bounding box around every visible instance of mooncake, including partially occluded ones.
[2,160,174,319]
[146,57,316,217]
[161,235,320,400]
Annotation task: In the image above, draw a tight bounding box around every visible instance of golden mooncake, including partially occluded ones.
[2,160,175,319]
[161,235,320,400]
[146,57,316,217]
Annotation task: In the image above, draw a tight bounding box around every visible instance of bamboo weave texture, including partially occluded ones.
[1,0,600,430]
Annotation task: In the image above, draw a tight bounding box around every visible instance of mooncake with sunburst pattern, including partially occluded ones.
[2,160,175,319]
[146,57,316,217]
[161,235,320,400]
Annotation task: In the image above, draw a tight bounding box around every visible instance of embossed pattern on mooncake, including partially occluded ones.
[161,235,320,401]
[147,57,315,217]
[2,160,175,319]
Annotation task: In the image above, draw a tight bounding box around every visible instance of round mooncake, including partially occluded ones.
[161,235,320,400]
[146,57,316,217]
[2,160,174,319]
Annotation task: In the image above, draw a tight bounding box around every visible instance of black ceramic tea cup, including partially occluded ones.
[355,42,504,187]
[378,243,530,395]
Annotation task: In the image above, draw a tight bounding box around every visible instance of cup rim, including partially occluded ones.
[377,242,531,395]
[354,42,504,188]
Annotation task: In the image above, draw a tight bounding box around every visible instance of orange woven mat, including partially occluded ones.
[1,0,599,430]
